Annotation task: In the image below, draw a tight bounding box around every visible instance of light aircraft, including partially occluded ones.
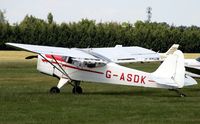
[185,57,200,78]
[6,43,197,97]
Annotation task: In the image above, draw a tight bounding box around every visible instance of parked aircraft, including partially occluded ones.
[6,43,197,97]
[185,57,200,78]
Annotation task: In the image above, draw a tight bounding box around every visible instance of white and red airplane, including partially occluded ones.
[6,43,197,97]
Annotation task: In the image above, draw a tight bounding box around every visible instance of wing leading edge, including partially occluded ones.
[6,43,97,60]
[6,43,160,63]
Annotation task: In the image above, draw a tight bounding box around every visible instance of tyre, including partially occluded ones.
[50,86,60,94]
[72,86,83,94]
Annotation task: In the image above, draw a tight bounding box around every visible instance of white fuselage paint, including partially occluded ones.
[37,55,170,89]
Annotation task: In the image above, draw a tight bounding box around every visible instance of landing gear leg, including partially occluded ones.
[72,81,83,94]
[50,78,69,94]
[169,89,186,97]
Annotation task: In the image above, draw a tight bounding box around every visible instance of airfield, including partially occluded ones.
[0,51,200,124]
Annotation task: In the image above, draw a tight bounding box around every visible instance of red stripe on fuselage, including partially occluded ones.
[41,59,104,74]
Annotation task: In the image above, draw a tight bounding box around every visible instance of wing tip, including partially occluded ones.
[5,42,15,46]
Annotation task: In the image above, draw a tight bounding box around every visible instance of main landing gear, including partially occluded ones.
[50,86,60,93]
[49,77,83,94]
[72,81,83,94]
[169,89,186,97]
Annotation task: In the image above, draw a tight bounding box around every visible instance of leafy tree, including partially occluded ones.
[1,14,200,53]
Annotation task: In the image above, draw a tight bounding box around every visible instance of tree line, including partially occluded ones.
[0,12,200,52]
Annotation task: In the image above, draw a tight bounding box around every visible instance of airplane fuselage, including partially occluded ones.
[37,54,168,89]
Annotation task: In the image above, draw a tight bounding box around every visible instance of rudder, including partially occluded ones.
[153,50,185,88]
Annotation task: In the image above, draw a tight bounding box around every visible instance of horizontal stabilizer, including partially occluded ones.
[184,75,197,86]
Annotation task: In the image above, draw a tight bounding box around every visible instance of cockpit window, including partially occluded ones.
[196,57,200,62]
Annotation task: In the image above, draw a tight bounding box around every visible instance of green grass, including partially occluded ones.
[0,51,200,124]
[184,53,200,59]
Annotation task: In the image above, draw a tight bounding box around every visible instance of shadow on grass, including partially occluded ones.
[16,88,200,98]
[82,90,182,97]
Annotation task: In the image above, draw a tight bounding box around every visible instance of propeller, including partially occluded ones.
[25,55,38,59]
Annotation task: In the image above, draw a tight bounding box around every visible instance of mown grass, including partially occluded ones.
[184,53,200,59]
[0,51,200,124]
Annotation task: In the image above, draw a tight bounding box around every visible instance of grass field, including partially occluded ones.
[0,51,200,124]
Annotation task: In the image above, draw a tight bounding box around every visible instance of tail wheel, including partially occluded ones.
[72,86,83,94]
[50,86,60,94]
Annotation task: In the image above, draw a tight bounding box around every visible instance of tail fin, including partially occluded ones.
[165,44,179,55]
[153,50,185,88]
[159,44,179,60]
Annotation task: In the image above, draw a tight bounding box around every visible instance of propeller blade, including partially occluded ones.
[25,55,38,59]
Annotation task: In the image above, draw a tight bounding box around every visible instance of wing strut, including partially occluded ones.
[39,54,72,81]
[51,55,72,80]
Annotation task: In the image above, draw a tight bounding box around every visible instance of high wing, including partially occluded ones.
[6,43,97,60]
[83,45,160,63]
[6,43,160,63]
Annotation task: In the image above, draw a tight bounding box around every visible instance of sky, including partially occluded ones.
[0,0,200,26]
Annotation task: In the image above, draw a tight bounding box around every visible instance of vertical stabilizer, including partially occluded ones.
[165,44,179,55]
[159,44,179,60]
[153,50,185,88]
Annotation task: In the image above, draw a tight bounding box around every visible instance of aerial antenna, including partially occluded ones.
[146,7,152,22]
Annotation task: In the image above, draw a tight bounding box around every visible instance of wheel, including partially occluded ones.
[50,86,60,94]
[72,86,83,94]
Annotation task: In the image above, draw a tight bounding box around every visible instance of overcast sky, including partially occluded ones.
[1,0,200,26]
